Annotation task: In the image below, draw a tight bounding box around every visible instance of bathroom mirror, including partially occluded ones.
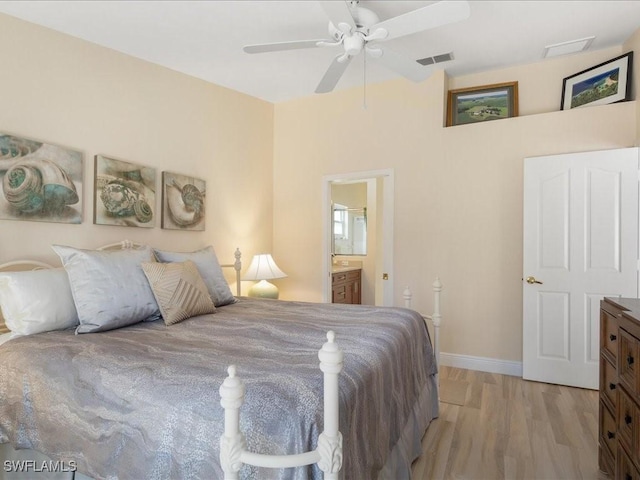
[331,182,367,256]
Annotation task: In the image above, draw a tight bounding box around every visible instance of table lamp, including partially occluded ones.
[242,253,287,299]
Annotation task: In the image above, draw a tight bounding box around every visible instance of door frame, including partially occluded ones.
[321,169,394,305]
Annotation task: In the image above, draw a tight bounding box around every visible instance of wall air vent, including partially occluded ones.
[417,52,454,66]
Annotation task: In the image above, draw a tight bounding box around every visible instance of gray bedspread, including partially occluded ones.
[0,298,438,480]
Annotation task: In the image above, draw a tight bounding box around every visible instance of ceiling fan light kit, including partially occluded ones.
[243,0,471,95]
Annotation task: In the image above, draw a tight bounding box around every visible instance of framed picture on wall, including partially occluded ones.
[0,132,83,224]
[446,81,519,127]
[161,171,205,231]
[560,51,633,110]
[94,155,156,227]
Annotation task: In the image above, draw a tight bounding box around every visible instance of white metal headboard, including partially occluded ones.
[97,240,242,296]
[97,239,146,251]
[221,248,242,297]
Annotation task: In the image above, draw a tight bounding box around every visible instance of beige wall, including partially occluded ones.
[2,11,638,364]
[273,47,637,363]
[331,183,367,209]
[0,14,274,286]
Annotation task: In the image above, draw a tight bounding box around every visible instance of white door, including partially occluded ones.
[523,148,639,389]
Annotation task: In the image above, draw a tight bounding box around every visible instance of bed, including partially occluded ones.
[0,241,440,480]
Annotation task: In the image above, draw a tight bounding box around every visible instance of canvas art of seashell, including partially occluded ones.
[0,134,208,232]
[161,171,206,231]
[0,133,83,224]
[94,155,156,228]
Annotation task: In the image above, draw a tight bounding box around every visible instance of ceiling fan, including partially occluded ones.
[243,1,471,94]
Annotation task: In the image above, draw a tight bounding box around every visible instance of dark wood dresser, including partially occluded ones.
[600,297,640,478]
[331,269,361,304]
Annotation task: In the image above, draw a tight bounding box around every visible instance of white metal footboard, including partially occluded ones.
[403,278,442,368]
[219,331,344,480]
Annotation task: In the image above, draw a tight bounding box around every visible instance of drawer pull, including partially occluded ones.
[626,413,633,425]
[628,355,635,366]
[610,382,617,391]
[610,333,617,341]
[607,430,615,439]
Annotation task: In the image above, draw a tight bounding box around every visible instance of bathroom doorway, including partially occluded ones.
[322,169,394,306]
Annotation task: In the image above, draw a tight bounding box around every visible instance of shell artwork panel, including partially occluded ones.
[93,155,156,228]
[0,132,83,224]
[161,171,205,231]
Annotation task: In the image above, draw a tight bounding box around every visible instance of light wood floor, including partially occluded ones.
[411,366,602,480]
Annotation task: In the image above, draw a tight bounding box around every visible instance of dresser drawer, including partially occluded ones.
[601,400,618,459]
[600,442,615,478]
[601,355,618,410]
[601,308,620,363]
[332,273,348,285]
[332,284,347,303]
[618,443,640,480]
[618,386,637,454]
[620,328,640,396]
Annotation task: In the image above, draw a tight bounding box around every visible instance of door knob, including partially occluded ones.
[525,276,543,285]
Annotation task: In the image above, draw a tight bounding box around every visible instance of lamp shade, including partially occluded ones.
[242,254,287,281]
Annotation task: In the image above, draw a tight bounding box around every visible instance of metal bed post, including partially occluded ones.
[403,278,442,369]
[219,331,344,479]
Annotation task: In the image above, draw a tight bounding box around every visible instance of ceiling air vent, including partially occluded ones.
[416,52,454,66]
[543,36,595,58]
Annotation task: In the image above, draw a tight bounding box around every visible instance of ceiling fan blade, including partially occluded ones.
[374,46,432,83]
[243,39,326,54]
[372,1,470,42]
[315,55,353,94]
[319,1,356,37]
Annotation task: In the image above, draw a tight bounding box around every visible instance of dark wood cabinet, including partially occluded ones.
[599,297,640,479]
[331,269,361,305]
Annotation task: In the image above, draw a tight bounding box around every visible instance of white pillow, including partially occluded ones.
[52,244,161,333]
[0,268,79,336]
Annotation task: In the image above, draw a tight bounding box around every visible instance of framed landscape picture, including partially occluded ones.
[94,155,156,228]
[447,82,519,127]
[161,171,205,231]
[561,52,633,110]
[0,132,83,224]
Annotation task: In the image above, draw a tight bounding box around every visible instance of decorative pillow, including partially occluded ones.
[153,246,236,307]
[141,260,216,325]
[0,268,79,336]
[52,244,161,333]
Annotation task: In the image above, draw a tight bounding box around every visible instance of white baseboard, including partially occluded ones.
[439,352,523,377]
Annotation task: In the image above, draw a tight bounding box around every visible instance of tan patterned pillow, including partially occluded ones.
[141,260,216,325]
